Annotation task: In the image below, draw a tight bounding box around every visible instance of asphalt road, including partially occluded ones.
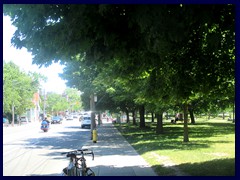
[3,119,92,176]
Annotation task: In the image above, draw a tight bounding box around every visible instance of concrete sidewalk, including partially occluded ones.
[83,122,157,176]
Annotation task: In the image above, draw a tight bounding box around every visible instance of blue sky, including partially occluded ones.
[3,15,67,94]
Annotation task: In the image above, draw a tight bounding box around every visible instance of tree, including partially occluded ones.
[45,93,68,115]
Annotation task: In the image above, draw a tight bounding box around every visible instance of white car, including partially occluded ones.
[66,115,74,120]
[80,116,91,128]
[20,116,29,124]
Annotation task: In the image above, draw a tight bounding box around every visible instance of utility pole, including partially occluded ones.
[11,80,19,127]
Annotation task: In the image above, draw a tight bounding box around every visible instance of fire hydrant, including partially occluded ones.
[93,129,97,143]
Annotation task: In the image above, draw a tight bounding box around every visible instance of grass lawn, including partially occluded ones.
[114,118,235,176]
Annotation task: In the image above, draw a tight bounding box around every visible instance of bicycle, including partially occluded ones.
[61,149,95,176]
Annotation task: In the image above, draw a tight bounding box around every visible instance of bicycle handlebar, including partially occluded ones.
[61,149,88,154]
[61,149,94,160]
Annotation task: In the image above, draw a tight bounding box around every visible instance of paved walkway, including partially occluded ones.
[83,122,157,176]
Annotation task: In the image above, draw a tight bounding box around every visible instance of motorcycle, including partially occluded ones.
[41,121,49,132]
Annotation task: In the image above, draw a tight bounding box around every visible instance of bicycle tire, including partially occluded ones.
[86,168,95,176]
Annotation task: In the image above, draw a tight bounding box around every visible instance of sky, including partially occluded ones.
[3,15,67,94]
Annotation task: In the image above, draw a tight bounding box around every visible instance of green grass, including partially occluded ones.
[114,118,235,176]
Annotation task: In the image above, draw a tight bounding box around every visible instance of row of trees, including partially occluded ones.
[3,4,235,141]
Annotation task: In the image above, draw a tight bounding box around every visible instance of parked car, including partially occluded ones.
[80,116,91,128]
[20,116,29,124]
[51,116,62,124]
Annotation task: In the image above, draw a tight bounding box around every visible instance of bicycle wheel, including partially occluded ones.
[86,168,95,176]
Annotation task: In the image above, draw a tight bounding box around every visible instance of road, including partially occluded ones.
[3,119,92,176]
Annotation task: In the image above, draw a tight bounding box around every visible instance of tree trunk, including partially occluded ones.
[183,103,189,142]
[139,105,145,128]
[132,110,137,125]
[151,112,154,122]
[156,113,164,134]
[188,106,195,124]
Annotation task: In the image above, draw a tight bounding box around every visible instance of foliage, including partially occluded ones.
[63,88,82,111]
[3,61,44,116]
[45,93,67,114]
[41,88,82,115]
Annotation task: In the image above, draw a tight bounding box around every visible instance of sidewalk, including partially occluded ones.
[83,122,157,176]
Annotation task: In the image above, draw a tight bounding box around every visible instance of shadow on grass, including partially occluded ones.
[152,158,235,176]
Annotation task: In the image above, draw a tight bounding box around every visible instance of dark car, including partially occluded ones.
[51,116,62,124]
